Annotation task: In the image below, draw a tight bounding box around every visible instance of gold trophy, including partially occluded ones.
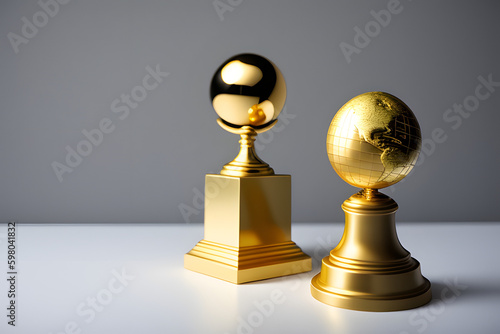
[184,54,311,284]
[311,92,431,311]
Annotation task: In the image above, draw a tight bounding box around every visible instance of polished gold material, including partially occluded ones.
[248,104,267,126]
[210,53,286,128]
[185,54,311,283]
[311,92,431,311]
[211,53,287,177]
[327,91,421,189]
[185,175,311,284]
[217,118,277,177]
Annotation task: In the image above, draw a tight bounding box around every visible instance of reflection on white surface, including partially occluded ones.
[185,272,240,333]
[0,223,499,334]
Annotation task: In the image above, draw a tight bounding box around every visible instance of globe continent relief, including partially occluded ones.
[327,92,422,190]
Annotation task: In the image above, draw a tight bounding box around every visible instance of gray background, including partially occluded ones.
[0,0,498,224]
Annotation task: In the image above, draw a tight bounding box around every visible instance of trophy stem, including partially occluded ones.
[220,126,274,177]
[311,190,431,311]
[361,187,378,199]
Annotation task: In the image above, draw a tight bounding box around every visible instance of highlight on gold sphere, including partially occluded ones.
[210,53,286,129]
[327,92,421,190]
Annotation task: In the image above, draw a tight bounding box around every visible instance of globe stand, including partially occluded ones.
[311,189,431,311]
[184,119,311,284]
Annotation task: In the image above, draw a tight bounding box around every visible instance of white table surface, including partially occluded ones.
[1,222,499,334]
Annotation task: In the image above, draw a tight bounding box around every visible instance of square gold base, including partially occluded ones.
[184,174,311,284]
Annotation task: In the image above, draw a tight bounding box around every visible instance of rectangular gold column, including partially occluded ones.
[185,174,311,284]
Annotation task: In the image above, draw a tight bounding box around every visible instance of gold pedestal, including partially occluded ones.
[185,174,311,284]
[311,190,431,311]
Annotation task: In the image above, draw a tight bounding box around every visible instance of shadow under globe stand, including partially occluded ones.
[184,54,311,284]
[310,92,432,311]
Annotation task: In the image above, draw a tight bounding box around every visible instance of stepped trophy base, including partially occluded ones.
[310,190,431,311]
[185,174,311,284]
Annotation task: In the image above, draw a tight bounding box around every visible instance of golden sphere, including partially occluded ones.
[210,53,286,129]
[327,92,421,190]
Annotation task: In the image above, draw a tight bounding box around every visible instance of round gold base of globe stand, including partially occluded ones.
[310,189,432,312]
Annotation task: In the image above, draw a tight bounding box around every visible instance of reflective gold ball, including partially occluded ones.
[210,53,286,129]
[327,92,421,189]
